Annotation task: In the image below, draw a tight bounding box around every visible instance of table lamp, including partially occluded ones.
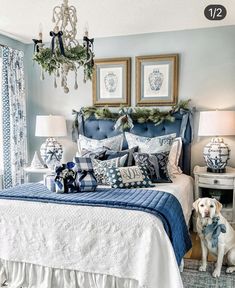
[35,115,67,169]
[198,111,235,173]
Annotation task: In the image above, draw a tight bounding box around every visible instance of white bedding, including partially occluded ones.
[0,174,193,288]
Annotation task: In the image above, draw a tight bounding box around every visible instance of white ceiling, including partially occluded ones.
[0,0,235,44]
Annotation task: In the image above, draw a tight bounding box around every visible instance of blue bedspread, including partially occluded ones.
[0,183,192,265]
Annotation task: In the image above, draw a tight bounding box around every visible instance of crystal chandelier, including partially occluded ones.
[33,0,94,93]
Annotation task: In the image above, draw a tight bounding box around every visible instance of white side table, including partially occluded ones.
[24,167,52,183]
[194,165,235,224]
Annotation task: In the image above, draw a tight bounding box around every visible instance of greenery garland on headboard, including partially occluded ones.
[72,99,193,139]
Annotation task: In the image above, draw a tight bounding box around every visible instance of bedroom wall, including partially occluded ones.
[0,34,25,51]
[24,25,235,173]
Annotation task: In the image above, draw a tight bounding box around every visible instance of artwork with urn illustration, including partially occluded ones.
[92,58,131,106]
[136,54,178,106]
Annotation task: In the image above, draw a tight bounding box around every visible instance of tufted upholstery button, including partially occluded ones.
[162,127,166,131]
[145,127,148,131]
[97,127,100,131]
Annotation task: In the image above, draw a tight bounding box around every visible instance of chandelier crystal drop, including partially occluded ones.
[32,0,94,93]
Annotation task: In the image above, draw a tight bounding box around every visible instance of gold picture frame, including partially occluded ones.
[136,54,179,106]
[92,58,131,107]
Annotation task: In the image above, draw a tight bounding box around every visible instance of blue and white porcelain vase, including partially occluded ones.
[203,137,230,173]
[104,72,118,92]
[40,138,63,169]
[148,69,164,91]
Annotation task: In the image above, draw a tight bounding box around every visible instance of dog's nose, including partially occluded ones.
[205,210,210,216]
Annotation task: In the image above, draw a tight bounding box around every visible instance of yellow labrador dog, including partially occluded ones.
[193,198,235,277]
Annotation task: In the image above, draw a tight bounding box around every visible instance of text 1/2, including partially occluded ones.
[204,5,227,21]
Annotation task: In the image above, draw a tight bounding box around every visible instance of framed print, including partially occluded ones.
[93,58,131,106]
[136,54,178,106]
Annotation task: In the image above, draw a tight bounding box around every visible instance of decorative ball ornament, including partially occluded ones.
[40,138,63,169]
[203,137,230,173]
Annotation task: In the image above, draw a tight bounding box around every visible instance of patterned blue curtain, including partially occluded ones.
[1,47,27,188]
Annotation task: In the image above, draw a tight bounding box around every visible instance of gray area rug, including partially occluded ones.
[182,259,235,288]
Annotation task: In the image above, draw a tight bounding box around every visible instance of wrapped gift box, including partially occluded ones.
[74,157,97,192]
[44,173,56,192]
[55,162,77,193]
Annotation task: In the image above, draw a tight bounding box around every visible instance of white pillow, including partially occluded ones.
[125,132,176,153]
[77,134,123,156]
[167,137,183,176]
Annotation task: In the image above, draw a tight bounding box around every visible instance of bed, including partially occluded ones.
[0,111,193,288]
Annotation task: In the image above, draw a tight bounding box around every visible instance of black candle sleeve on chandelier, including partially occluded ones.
[32,39,42,53]
[83,36,94,64]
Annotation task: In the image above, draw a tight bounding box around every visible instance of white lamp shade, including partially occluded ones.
[198,111,235,136]
[35,115,67,137]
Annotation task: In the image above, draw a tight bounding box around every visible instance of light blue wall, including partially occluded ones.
[24,25,235,170]
[0,34,25,51]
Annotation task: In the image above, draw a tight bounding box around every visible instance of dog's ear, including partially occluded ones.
[193,198,201,213]
[214,199,223,214]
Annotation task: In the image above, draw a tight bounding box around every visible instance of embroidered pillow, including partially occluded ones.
[105,146,139,166]
[125,132,176,154]
[106,166,153,189]
[92,155,128,185]
[167,137,183,176]
[133,152,172,183]
[77,134,123,156]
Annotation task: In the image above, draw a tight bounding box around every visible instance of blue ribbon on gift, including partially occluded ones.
[50,31,65,56]
[77,169,96,183]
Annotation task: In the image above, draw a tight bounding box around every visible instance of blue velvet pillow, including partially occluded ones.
[133,152,172,183]
[106,165,153,189]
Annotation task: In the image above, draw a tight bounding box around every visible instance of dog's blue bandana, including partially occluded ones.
[202,216,226,248]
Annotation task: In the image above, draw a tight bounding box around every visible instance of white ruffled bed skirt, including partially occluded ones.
[0,259,142,288]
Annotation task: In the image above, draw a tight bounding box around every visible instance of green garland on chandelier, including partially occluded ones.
[33,46,94,81]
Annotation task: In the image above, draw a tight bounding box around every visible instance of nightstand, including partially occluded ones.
[194,165,235,224]
[24,167,52,183]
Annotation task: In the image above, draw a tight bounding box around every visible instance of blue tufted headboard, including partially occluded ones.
[75,111,192,175]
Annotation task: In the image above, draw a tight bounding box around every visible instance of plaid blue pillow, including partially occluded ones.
[106,166,153,189]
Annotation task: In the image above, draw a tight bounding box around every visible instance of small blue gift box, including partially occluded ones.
[44,173,56,192]
[55,162,77,193]
[74,157,97,192]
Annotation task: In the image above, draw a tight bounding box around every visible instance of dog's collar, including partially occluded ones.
[202,216,226,248]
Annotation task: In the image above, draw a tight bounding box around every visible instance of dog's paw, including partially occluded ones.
[212,269,221,278]
[199,265,207,272]
[226,267,235,274]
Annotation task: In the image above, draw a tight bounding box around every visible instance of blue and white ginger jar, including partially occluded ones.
[148,69,164,91]
[104,72,118,93]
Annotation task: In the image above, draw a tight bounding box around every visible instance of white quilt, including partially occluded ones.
[0,174,193,288]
